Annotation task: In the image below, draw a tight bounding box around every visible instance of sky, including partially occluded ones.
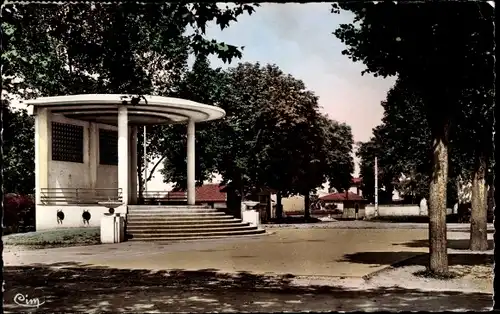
[203,3,396,144]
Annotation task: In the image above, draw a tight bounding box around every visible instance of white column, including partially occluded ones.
[129,126,138,204]
[187,119,196,205]
[89,122,98,190]
[35,108,50,205]
[118,106,129,205]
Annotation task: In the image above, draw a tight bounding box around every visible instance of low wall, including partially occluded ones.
[363,205,454,218]
[365,205,421,217]
[342,208,367,219]
[36,204,127,230]
[261,204,456,220]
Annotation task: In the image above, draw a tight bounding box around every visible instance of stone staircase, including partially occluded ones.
[126,205,265,241]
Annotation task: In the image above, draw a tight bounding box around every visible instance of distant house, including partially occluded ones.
[319,191,368,211]
[172,184,274,213]
[167,184,227,208]
[194,184,227,209]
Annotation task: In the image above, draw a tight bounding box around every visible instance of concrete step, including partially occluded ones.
[127,225,257,234]
[126,205,265,241]
[128,205,209,210]
[126,213,232,219]
[129,232,266,242]
[127,221,247,228]
[127,217,242,223]
[126,217,236,223]
[128,208,218,213]
[128,228,266,240]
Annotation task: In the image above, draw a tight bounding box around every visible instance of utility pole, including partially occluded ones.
[143,126,148,194]
[374,156,379,216]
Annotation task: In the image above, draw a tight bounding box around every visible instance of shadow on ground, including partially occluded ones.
[397,239,494,250]
[339,252,493,267]
[3,262,492,312]
[267,217,322,224]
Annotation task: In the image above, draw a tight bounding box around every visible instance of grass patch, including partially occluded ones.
[3,227,100,249]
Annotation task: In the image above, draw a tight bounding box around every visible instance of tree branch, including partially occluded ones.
[146,155,166,182]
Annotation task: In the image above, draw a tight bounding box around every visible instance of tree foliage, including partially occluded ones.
[156,60,354,219]
[1,99,35,194]
[2,3,259,97]
[359,75,495,203]
[357,78,472,205]
[319,116,354,194]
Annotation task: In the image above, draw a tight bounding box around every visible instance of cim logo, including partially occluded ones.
[13,288,46,308]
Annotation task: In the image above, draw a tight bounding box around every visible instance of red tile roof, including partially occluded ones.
[320,192,366,202]
[195,184,226,202]
[170,184,226,202]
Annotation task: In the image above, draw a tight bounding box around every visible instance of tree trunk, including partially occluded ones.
[469,154,488,251]
[386,184,394,203]
[227,187,242,219]
[276,191,283,221]
[304,192,311,221]
[265,192,271,223]
[428,127,449,275]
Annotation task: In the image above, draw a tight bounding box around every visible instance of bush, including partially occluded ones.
[3,193,35,235]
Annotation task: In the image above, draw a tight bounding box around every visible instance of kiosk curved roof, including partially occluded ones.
[25,94,226,125]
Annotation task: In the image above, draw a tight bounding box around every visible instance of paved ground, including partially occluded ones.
[264,221,495,231]
[5,228,435,277]
[3,224,494,312]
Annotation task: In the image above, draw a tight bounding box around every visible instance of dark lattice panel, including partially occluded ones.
[99,129,118,165]
[52,122,84,163]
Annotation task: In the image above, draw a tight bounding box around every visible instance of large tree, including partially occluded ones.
[356,78,477,207]
[1,98,35,195]
[357,78,433,205]
[453,86,495,251]
[157,61,343,220]
[358,77,494,251]
[333,2,494,274]
[296,115,354,220]
[319,117,354,193]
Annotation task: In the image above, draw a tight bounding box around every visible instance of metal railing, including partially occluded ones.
[40,188,123,205]
[139,191,187,205]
